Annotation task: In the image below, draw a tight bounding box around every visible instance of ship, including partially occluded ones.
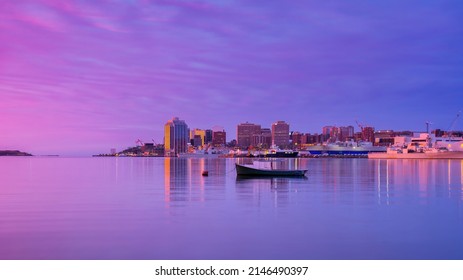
[434,137,463,151]
[368,148,463,159]
[302,141,386,156]
[368,133,463,159]
[177,150,221,158]
[262,148,299,158]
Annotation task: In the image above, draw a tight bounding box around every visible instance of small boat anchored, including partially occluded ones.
[235,161,308,177]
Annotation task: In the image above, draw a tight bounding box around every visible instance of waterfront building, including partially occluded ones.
[291,131,303,148]
[190,128,206,146]
[212,130,226,147]
[339,126,355,141]
[227,139,237,147]
[272,121,290,148]
[362,126,375,143]
[374,130,395,146]
[237,122,261,149]
[322,126,338,142]
[261,128,272,148]
[251,128,272,149]
[164,117,190,155]
[205,129,213,144]
[192,135,202,147]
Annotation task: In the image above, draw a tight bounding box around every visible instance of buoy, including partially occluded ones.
[202,171,209,176]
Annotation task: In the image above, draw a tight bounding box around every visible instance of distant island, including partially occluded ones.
[0,150,33,156]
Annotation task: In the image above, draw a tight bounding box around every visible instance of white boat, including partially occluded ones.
[368,133,463,159]
[304,141,386,156]
[368,147,463,159]
[434,137,463,151]
[177,150,220,158]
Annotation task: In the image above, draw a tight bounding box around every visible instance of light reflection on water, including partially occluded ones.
[0,157,462,259]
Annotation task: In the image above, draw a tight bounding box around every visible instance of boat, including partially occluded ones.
[434,137,463,151]
[235,161,308,177]
[250,145,299,158]
[368,133,463,159]
[177,149,220,158]
[263,148,299,158]
[368,148,463,159]
[303,141,386,156]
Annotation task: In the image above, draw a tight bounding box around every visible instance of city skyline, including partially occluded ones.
[1,1,463,155]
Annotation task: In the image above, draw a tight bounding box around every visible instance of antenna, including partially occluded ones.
[425,121,433,133]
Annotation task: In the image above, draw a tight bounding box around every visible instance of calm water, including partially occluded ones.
[0,157,462,260]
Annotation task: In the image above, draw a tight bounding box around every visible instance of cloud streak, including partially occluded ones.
[1,0,463,154]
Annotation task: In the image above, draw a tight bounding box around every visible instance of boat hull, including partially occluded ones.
[235,163,307,177]
[305,146,386,156]
[264,151,299,158]
[368,151,463,159]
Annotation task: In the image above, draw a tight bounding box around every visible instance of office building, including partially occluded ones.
[164,117,189,155]
[362,126,375,143]
[237,122,261,149]
[251,128,272,148]
[212,130,226,146]
[272,121,290,148]
[339,126,355,141]
[205,129,213,144]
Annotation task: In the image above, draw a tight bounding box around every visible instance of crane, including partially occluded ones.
[355,120,365,140]
[135,139,144,147]
[355,120,364,132]
[447,110,461,135]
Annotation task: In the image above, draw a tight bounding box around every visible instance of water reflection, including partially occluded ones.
[163,158,227,204]
[235,176,308,208]
[373,159,463,203]
[1,157,463,259]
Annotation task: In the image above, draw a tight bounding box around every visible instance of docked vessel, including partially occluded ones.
[368,133,463,159]
[263,148,299,158]
[177,148,222,158]
[434,137,463,151]
[235,161,307,177]
[177,152,220,158]
[368,148,463,159]
[303,141,386,156]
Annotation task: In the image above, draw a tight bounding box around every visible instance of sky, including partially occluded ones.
[1,0,463,155]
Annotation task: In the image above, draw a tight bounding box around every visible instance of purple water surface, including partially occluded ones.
[0,157,462,259]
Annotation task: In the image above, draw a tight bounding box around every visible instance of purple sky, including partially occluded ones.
[2,0,463,155]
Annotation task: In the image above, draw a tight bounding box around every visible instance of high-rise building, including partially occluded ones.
[237,122,261,149]
[164,117,189,155]
[272,121,290,148]
[291,131,303,146]
[251,128,272,148]
[205,129,213,144]
[322,126,338,142]
[212,130,226,146]
[339,126,355,141]
[260,128,272,148]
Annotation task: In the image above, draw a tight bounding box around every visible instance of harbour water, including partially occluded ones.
[0,157,462,260]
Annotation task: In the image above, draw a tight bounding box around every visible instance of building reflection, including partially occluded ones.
[374,159,463,203]
[310,158,463,205]
[163,157,227,205]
